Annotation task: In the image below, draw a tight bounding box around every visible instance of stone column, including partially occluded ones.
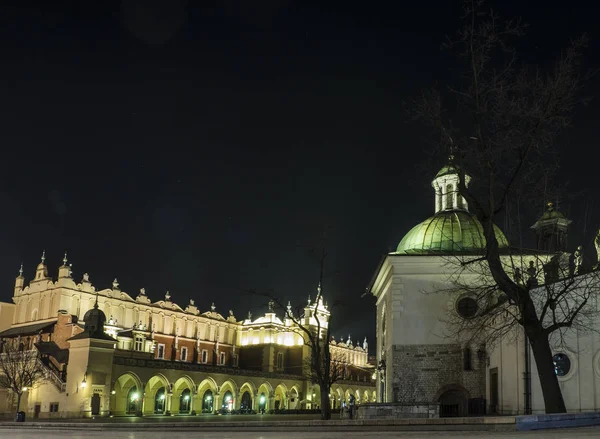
[165,392,173,416]
[214,393,220,414]
[190,392,196,415]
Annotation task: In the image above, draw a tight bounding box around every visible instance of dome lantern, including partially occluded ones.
[395,157,509,255]
[431,155,471,214]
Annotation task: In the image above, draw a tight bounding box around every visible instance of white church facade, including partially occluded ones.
[368,159,600,416]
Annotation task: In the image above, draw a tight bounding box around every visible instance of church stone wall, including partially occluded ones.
[391,344,485,404]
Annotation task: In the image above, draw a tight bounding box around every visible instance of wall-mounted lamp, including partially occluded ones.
[81,372,87,388]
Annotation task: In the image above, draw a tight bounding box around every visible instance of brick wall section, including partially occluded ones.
[391,344,485,404]
[53,312,83,349]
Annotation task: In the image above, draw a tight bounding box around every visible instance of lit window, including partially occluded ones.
[157,344,165,359]
[220,352,226,365]
[553,353,571,377]
[134,337,143,352]
[201,350,208,363]
[49,402,59,413]
[181,347,188,362]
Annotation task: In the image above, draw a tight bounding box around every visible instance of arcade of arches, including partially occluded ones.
[111,369,375,415]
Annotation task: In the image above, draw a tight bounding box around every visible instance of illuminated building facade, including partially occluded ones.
[0,256,375,418]
[369,158,600,415]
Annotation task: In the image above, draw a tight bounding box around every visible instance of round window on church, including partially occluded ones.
[553,353,571,377]
[456,297,478,319]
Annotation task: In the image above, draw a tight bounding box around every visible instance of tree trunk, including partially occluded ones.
[527,330,567,413]
[320,383,331,420]
[15,392,22,417]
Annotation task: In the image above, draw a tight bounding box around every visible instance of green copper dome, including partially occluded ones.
[396,210,509,254]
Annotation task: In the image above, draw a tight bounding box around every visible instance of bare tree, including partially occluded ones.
[0,340,48,418]
[412,0,594,413]
[251,248,343,420]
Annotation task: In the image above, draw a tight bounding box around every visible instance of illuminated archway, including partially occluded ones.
[198,377,218,414]
[311,384,321,410]
[273,383,288,411]
[144,374,170,415]
[111,372,143,415]
[288,386,300,410]
[172,376,195,414]
[154,387,167,414]
[219,379,238,411]
[202,389,214,413]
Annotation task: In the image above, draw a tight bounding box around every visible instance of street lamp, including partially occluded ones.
[81,372,87,388]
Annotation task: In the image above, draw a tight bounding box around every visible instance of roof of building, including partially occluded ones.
[35,341,69,363]
[0,320,57,338]
[435,163,459,179]
[395,210,509,254]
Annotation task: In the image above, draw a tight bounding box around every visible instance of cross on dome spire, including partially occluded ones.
[40,250,46,264]
[63,251,68,266]
[18,263,23,277]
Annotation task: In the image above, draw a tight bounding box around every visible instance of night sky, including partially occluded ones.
[1,0,599,348]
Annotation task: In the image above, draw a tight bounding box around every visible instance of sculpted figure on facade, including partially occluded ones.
[574,245,584,274]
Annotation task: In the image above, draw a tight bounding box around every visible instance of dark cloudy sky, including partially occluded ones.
[1,0,599,347]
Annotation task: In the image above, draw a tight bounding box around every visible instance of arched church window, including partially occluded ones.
[456,297,478,319]
[553,353,571,376]
[445,184,453,209]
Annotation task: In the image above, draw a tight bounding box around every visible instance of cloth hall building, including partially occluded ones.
[0,258,375,418]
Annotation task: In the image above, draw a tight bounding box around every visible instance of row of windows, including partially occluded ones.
[153,343,233,365]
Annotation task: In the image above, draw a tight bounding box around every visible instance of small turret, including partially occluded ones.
[531,202,571,252]
[58,252,72,278]
[32,250,50,282]
[431,154,471,213]
[14,263,25,294]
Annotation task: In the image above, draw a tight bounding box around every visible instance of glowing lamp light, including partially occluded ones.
[225,395,231,402]
[131,392,139,402]
[206,395,212,401]
[81,373,87,388]
[111,390,116,395]
[183,395,190,401]
[160,394,166,400]
[259,395,266,404]
[22,387,28,392]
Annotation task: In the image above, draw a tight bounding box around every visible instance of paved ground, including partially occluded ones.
[2,414,321,423]
[3,427,600,439]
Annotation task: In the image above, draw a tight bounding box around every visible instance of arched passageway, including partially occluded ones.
[240,391,252,412]
[202,389,214,413]
[111,373,143,416]
[222,390,233,412]
[438,389,468,417]
[154,387,167,414]
[143,374,170,415]
[258,392,267,413]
